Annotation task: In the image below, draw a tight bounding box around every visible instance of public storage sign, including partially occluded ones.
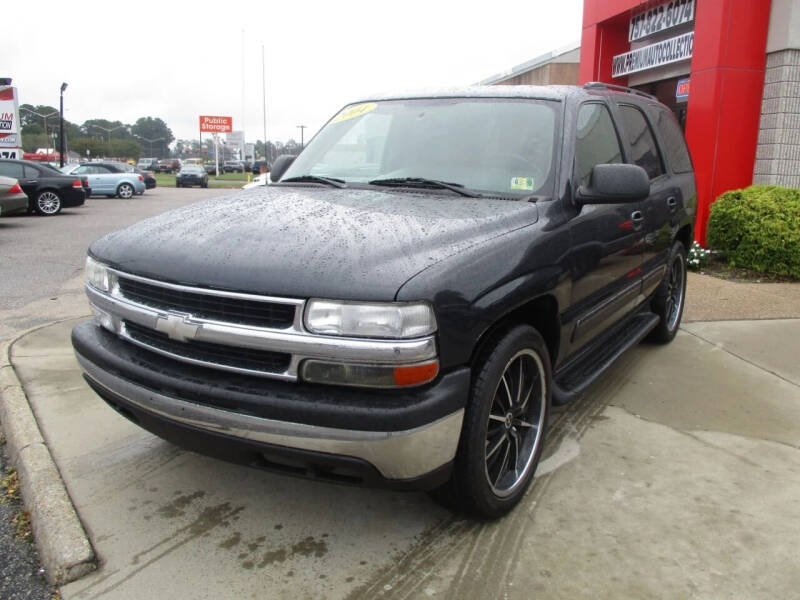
[199,115,233,133]
[612,31,694,78]
[628,0,695,42]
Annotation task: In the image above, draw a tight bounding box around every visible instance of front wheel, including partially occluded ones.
[433,325,551,518]
[647,241,687,343]
[117,183,134,199]
[34,190,62,216]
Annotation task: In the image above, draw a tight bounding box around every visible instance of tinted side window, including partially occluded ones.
[0,162,24,179]
[618,105,664,179]
[575,103,623,187]
[24,165,40,178]
[655,107,693,173]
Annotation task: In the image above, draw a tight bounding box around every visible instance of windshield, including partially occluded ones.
[182,166,204,173]
[282,98,559,197]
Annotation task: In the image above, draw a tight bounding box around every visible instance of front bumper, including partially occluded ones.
[72,321,469,487]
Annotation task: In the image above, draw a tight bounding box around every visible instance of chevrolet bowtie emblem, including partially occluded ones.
[154,312,199,342]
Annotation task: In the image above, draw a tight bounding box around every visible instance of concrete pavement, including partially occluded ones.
[9,316,800,599]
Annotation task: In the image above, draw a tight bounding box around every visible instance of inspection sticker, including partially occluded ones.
[331,103,377,124]
[510,177,535,191]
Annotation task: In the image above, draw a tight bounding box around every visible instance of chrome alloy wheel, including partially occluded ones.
[665,254,686,331]
[484,349,547,498]
[118,183,134,199]
[36,191,61,215]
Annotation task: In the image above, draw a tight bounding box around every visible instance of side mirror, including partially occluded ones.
[576,163,650,204]
[270,155,296,182]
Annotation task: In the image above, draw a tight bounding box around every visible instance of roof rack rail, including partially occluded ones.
[583,81,657,101]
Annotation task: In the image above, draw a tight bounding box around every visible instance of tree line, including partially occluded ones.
[19,103,301,163]
[19,104,175,159]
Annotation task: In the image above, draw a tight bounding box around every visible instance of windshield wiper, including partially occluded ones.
[368,177,481,198]
[280,174,346,188]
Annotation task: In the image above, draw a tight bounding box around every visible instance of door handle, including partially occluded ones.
[666,196,677,213]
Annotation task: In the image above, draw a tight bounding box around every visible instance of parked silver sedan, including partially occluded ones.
[0,175,28,216]
[61,162,146,198]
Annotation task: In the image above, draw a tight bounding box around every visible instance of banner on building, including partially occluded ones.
[612,32,694,78]
[0,85,23,158]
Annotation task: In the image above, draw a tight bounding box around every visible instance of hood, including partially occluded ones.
[90,186,539,300]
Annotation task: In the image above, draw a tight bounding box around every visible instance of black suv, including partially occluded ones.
[72,84,695,518]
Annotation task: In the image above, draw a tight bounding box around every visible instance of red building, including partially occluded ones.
[579,0,799,244]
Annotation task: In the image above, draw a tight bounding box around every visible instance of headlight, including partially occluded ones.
[304,300,436,338]
[85,256,112,292]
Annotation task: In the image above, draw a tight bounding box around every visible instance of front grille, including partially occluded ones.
[124,320,291,374]
[118,277,295,329]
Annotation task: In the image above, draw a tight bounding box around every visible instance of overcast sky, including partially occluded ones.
[5,0,583,145]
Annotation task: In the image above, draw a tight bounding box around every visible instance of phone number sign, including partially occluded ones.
[629,0,695,42]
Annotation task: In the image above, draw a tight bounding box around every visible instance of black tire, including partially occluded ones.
[117,183,134,199]
[201,181,208,188]
[647,241,688,344]
[431,324,551,519]
[176,182,181,188]
[33,190,62,216]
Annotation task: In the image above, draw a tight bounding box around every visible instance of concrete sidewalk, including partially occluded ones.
[9,315,800,599]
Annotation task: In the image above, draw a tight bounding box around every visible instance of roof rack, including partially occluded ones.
[583,82,657,101]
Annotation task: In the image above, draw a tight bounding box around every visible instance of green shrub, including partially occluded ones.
[707,185,800,279]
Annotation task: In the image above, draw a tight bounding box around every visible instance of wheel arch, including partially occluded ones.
[675,224,692,251]
[470,294,560,370]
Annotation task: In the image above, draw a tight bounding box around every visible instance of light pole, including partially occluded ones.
[134,135,164,158]
[19,107,59,142]
[90,124,126,145]
[59,82,67,167]
[297,125,306,150]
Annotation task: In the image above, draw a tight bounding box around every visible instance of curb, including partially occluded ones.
[0,320,96,585]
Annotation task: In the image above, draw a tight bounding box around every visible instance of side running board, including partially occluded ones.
[552,312,660,405]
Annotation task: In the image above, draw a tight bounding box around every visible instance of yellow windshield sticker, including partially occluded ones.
[331,103,377,124]
[510,177,535,191]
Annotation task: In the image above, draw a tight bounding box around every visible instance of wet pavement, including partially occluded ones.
[10,317,800,599]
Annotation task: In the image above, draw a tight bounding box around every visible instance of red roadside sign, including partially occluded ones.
[199,115,233,133]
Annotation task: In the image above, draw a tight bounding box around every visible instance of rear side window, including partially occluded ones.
[24,165,39,178]
[0,162,24,179]
[654,107,693,173]
[617,105,664,179]
[575,103,623,187]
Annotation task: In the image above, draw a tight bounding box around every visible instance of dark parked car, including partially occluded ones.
[223,160,245,173]
[204,162,218,175]
[176,165,208,188]
[72,84,695,518]
[136,169,157,190]
[156,159,181,173]
[0,159,86,215]
[0,175,28,217]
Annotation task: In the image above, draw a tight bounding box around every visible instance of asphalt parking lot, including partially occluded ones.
[2,185,800,599]
[0,186,224,341]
